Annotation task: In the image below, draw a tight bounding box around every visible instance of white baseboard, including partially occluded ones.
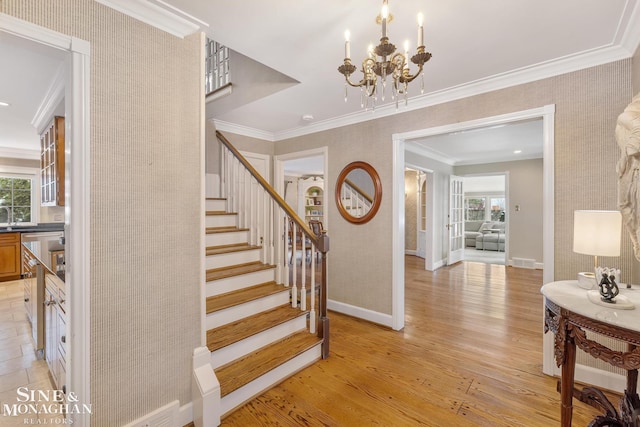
[178,402,193,427]
[575,363,626,394]
[405,249,417,256]
[432,259,446,270]
[327,299,393,328]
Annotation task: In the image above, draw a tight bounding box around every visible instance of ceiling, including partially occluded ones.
[0,32,66,158]
[1,1,639,164]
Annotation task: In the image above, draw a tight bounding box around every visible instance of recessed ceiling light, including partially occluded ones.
[302,114,314,122]
[514,150,522,154]
[0,101,9,107]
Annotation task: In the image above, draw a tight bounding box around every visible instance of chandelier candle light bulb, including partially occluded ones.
[344,30,350,58]
[418,12,424,47]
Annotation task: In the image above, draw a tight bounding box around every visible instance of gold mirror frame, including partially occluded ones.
[335,161,382,224]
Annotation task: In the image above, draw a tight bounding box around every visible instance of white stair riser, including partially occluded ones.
[210,315,307,369]
[206,249,261,269]
[206,291,289,330]
[206,214,237,228]
[206,269,275,297]
[220,344,322,418]
[206,230,249,246]
[206,199,227,211]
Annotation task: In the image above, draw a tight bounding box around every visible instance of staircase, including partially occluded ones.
[203,159,326,421]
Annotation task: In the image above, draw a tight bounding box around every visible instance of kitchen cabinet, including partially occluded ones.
[23,246,44,351]
[40,116,65,206]
[45,273,66,391]
[0,232,20,281]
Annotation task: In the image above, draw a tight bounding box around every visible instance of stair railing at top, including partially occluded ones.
[340,178,373,218]
[215,130,330,359]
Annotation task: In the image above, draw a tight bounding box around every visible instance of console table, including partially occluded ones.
[541,280,640,426]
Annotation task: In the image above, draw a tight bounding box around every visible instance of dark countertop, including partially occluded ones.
[0,223,64,234]
[23,236,65,282]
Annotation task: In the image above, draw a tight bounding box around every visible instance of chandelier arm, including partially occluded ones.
[399,62,424,84]
[343,74,371,88]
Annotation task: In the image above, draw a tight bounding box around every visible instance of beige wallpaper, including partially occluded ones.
[273,59,633,315]
[404,170,417,251]
[633,45,640,95]
[2,2,202,425]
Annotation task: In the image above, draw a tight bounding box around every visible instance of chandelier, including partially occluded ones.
[338,0,432,110]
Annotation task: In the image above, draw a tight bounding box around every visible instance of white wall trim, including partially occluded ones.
[405,249,417,256]
[216,45,630,143]
[214,119,276,142]
[327,299,393,328]
[31,62,65,134]
[0,147,39,160]
[393,104,555,337]
[391,136,405,331]
[66,37,92,427]
[94,0,201,38]
[1,14,93,426]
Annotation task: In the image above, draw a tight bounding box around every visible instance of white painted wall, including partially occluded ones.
[455,159,543,264]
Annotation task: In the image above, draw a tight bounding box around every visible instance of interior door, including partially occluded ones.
[447,175,465,264]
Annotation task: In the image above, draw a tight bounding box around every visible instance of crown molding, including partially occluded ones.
[618,0,640,56]
[0,147,40,160]
[31,63,65,134]
[212,119,275,142]
[94,0,201,38]
[405,144,454,166]
[273,44,631,142]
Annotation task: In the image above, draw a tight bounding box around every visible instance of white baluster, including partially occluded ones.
[300,228,306,311]
[262,191,268,264]
[310,243,316,333]
[283,216,290,288]
[291,221,298,308]
[220,144,226,199]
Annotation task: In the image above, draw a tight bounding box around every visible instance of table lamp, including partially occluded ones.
[573,210,622,289]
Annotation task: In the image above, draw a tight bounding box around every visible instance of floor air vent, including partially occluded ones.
[512,258,536,269]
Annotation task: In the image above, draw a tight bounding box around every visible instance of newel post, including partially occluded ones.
[317,232,330,359]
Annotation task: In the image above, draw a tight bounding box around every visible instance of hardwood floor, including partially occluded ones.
[222,257,616,426]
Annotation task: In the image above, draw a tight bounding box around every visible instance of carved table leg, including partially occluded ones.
[561,332,577,427]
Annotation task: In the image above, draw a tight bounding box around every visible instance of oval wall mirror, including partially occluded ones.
[335,161,382,224]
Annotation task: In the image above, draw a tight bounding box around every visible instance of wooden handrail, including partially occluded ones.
[344,178,374,204]
[216,130,325,252]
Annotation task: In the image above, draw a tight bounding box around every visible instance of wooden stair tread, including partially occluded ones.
[206,281,285,313]
[206,226,249,234]
[215,331,322,397]
[207,304,306,351]
[206,197,226,200]
[206,210,237,216]
[206,243,261,256]
[206,261,275,282]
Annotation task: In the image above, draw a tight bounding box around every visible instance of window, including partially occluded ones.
[0,174,36,225]
[490,197,506,222]
[465,195,505,222]
[465,197,486,221]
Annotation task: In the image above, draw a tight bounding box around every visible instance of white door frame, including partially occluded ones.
[274,147,329,224]
[406,164,435,270]
[1,14,92,425]
[392,104,555,332]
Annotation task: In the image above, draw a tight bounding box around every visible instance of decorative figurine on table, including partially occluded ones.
[598,273,620,303]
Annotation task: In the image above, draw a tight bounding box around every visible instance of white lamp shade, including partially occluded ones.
[573,210,622,257]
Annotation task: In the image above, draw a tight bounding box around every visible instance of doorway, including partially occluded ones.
[1,14,91,419]
[391,105,556,331]
[274,147,328,229]
[462,174,507,266]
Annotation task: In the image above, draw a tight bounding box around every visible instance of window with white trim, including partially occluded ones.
[0,173,37,225]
